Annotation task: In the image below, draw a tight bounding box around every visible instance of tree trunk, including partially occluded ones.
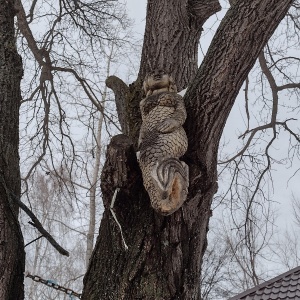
[138,0,221,91]
[82,1,293,299]
[0,1,25,299]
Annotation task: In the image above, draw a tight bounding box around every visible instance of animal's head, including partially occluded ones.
[143,69,177,96]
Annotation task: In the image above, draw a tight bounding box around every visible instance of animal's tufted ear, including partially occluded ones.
[169,75,177,93]
[143,75,153,96]
[143,76,148,93]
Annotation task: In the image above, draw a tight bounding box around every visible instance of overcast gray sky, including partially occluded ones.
[126,0,146,34]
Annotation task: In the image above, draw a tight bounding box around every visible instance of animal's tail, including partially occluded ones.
[150,158,189,215]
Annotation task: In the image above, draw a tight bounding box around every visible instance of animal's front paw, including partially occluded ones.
[157,118,179,133]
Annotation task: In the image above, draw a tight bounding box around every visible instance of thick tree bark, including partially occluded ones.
[139,0,221,91]
[0,1,25,299]
[82,1,293,299]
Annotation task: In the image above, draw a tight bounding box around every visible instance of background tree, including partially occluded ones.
[0,1,25,299]
[201,188,278,299]
[82,1,296,299]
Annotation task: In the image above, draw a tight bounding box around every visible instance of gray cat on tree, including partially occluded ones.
[138,69,189,215]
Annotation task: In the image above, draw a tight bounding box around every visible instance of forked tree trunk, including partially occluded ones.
[0,1,25,299]
[82,1,293,299]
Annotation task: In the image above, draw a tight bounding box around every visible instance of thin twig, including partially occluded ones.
[25,235,44,248]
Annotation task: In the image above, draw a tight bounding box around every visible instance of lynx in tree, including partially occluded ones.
[138,69,189,215]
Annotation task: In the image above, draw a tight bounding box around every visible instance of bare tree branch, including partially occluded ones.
[13,195,69,256]
[106,75,129,135]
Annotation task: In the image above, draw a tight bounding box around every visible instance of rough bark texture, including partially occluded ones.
[82,1,293,299]
[139,0,221,91]
[0,1,25,299]
[106,76,130,135]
